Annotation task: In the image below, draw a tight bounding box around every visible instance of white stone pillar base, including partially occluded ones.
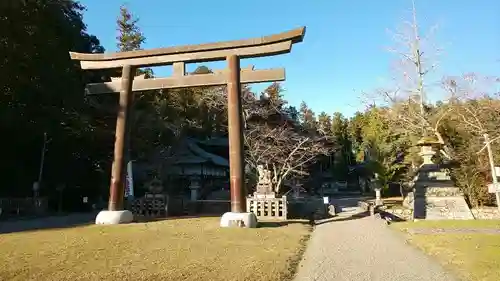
[220,212,258,228]
[95,210,134,225]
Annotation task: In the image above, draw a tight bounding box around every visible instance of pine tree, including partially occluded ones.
[115,4,157,164]
[116,5,153,77]
[116,5,144,51]
[299,101,316,131]
[331,112,353,180]
[264,82,283,102]
[317,111,332,135]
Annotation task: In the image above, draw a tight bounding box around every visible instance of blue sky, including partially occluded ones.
[80,0,499,118]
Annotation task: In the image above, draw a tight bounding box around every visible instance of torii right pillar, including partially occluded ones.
[226,55,246,213]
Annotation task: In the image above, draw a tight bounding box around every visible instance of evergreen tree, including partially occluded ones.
[317,111,332,135]
[263,83,284,103]
[0,0,110,202]
[116,5,153,77]
[285,106,300,123]
[115,4,155,162]
[299,101,316,131]
[331,112,353,180]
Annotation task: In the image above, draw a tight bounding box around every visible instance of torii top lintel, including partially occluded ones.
[69,27,306,70]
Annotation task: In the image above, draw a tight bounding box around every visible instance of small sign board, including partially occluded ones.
[82,197,88,203]
[124,161,134,198]
[323,196,329,204]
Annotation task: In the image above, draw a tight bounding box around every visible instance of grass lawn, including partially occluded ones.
[392,220,500,281]
[0,217,311,281]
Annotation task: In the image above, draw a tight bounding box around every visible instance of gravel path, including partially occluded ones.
[294,207,457,281]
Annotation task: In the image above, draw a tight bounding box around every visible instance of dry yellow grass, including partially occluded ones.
[393,220,500,230]
[392,220,500,281]
[0,217,311,281]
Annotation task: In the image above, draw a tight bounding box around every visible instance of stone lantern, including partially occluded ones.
[416,136,441,165]
[146,178,163,195]
[189,175,201,201]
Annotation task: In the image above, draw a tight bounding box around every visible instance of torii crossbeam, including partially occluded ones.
[70,26,306,226]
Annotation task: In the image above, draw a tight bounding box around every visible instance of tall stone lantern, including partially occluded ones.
[416,136,441,165]
[373,173,383,206]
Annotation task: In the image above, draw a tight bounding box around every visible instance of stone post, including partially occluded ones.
[375,188,383,206]
[293,185,300,198]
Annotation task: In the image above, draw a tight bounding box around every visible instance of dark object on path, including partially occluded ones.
[308,211,316,226]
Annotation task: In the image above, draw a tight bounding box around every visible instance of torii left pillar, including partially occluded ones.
[219,55,257,228]
[95,64,135,224]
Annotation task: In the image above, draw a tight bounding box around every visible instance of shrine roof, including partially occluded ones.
[198,137,229,147]
[171,139,229,167]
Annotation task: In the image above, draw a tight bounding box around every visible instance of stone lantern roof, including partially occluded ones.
[416,136,441,147]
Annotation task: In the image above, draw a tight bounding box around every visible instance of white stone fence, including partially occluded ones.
[246,196,287,220]
[470,207,500,219]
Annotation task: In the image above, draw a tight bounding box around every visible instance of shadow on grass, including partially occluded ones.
[315,211,371,225]
[133,214,221,223]
[0,212,98,234]
[259,212,374,228]
[0,213,227,234]
[378,211,406,222]
[258,220,310,228]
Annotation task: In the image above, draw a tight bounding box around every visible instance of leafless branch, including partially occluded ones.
[361,1,449,154]
[244,122,334,193]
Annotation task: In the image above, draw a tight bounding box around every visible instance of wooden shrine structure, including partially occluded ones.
[69,27,306,223]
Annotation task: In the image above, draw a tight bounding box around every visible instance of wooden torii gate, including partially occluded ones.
[70,27,306,225]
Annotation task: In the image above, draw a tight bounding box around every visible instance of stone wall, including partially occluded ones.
[185,200,231,215]
[383,207,413,221]
[0,197,49,218]
[357,201,371,211]
[470,207,500,220]
[357,200,413,221]
[288,198,326,219]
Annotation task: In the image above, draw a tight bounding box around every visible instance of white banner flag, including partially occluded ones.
[124,161,134,198]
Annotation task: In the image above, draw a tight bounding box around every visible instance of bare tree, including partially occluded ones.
[200,83,334,193]
[444,73,500,208]
[362,0,450,155]
[244,123,333,193]
[450,138,491,207]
